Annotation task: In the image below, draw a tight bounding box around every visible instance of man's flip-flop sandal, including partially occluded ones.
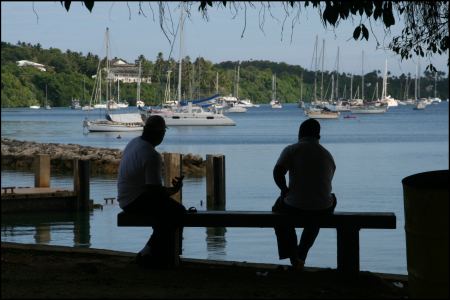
[188,207,197,213]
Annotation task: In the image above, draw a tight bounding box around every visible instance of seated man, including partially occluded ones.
[272,118,336,270]
[117,115,186,268]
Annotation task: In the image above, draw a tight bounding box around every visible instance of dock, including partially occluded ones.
[1,154,91,213]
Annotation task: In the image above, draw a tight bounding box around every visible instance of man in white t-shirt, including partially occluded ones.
[272,118,336,270]
[117,115,185,268]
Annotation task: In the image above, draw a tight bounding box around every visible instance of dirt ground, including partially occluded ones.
[1,242,408,299]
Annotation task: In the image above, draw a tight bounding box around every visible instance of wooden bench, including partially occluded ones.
[117,210,396,273]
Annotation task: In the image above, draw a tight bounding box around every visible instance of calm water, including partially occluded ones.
[1,103,449,274]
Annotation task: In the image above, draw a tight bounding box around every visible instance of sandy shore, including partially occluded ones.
[1,242,408,299]
[1,138,205,177]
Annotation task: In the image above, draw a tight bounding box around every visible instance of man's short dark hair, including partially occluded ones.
[143,115,166,138]
[299,118,321,139]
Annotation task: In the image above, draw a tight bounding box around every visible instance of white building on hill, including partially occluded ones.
[16,60,46,71]
[107,58,151,84]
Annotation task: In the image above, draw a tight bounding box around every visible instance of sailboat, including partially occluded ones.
[413,61,426,110]
[83,28,144,132]
[304,39,339,119]
[225,64,247,113]
[350,52,387,114]
[270,74,282,109]
[141,5,235,126]
[378,59,398,107]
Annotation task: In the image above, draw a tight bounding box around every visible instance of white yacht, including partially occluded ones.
[142,102,235,126]
[270,74,283,109]
[136,100,145,107]
[84,113,144,132]
[225,102,247,113]
[237,98,260,108]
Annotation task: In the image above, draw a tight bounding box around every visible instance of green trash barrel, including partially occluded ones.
[402,170,449,298]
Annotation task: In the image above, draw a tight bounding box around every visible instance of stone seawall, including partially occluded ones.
[1,138,205,177]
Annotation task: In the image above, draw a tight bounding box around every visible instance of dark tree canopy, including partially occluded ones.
[61,1,448,72]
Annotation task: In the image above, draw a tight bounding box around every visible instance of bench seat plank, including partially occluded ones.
[117,211,396,229]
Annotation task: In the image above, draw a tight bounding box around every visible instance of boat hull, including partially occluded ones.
[305,109,340,119]
[164,117,235,126]
[85,121,143,132]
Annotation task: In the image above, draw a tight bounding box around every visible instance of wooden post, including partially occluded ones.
[163,153,183,202]
[34,154,50,188]
[206,154,226,210]
[74,211,91,247]
[74,159,90,211]
[163,152,183,267]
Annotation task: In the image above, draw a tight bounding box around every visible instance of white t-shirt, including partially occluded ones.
[117,136,162,209]
[276,137,336,210]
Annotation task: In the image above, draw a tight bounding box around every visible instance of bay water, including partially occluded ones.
[1,103,448,274]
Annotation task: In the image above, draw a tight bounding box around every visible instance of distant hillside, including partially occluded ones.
[1,41,448,108]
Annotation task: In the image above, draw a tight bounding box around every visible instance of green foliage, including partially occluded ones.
[1,41,448,108]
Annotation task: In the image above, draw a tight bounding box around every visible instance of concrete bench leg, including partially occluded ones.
[337,226,360,273]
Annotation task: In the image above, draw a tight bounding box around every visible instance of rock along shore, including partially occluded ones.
[1,138,205,177]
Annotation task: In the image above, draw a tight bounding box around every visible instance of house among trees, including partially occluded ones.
[16,60,46,72]
[108,58,151,84]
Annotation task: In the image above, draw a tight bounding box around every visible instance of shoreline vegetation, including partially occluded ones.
[1,138,206,177]
[1,242,408,298]
[2,41,448,109]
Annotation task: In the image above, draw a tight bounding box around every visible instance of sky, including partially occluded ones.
[1,1,448,77]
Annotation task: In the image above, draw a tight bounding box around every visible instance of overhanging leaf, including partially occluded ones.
[353,25,361,40]
[84,1,94,12]
[361,24,369,41]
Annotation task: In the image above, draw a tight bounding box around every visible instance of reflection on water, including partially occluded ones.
[206,227,227,258]
[1,211,91,247]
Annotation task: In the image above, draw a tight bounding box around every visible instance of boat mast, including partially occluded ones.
[105,27,110,102]
[236,62,240,99]
[216,72,219,94]
[434,71,437,98]
[164,70,172,106]
[415,63,418,100]
[330,74,334,101]
[271,74,275,101]
[350,74,353,101]
[320,39,325,101]
[418,60,421,99]
[361,50,364,101]
[177,5,185,104]
[335,46,339,101]
[313,35,318,102]
[382,59,387,99]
